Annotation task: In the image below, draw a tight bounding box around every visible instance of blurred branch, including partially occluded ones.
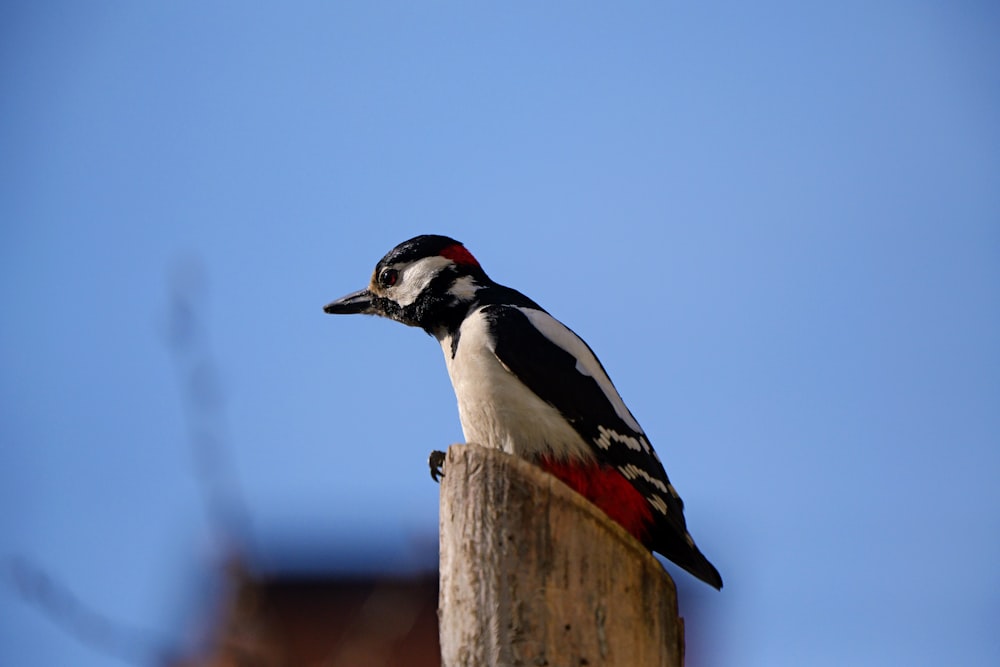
[166,255,254,554]
[1,258,258,665]
[4,556,174,665]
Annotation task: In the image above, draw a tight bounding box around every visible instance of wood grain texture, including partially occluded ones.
[439,444,683,667]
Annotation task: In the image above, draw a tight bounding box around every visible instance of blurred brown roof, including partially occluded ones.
[175,561,439,667]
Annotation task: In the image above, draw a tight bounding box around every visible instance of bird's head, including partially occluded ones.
[324,235,489,336]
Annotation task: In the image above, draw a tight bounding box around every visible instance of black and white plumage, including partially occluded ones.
[324,234,722,589]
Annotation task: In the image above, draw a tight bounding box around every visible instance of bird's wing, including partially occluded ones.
[481,304,723,589]
[481,304,688,521]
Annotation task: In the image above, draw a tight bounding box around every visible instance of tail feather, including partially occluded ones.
[652,529,723,590]
[540,458,723,589]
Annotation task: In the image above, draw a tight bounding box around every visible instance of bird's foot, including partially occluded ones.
[429,450,446,482]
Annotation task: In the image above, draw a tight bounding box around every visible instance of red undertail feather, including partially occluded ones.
[539,458,654,543]
[440,243,480,267]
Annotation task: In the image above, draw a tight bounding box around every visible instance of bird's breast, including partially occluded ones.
[439,308,594,463]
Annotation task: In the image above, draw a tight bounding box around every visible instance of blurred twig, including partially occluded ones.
[2,259,257,666]
[4,556,174,665]
[167,255,254,553]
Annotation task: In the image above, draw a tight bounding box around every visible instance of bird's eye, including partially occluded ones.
[378,268,399,287]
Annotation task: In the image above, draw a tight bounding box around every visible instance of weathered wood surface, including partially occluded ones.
[439,443,683,667]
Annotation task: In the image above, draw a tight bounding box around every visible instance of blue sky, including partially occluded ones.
[2,2,998,665]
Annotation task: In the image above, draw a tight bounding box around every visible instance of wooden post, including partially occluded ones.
[438,444,684,667]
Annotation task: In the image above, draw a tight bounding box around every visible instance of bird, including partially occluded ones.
[324,234,722,589]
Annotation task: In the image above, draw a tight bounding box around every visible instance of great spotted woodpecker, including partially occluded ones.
[324,235,723,589]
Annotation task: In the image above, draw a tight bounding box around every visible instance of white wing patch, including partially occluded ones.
[617,462,669,495]
[647,493,669,516]
[595,425,652,455]
[518,307,644,434]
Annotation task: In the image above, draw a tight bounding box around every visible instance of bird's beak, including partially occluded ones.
[323,289,374,315]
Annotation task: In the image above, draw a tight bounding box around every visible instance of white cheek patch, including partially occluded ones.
[518,307,644,434]
[391,256,454,307]
[447,275,479,302]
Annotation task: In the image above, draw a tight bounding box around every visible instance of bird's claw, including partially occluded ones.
[429,450,446,482]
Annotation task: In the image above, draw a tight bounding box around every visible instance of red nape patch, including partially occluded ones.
[440,243,480,267]
[539,458,654,543]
